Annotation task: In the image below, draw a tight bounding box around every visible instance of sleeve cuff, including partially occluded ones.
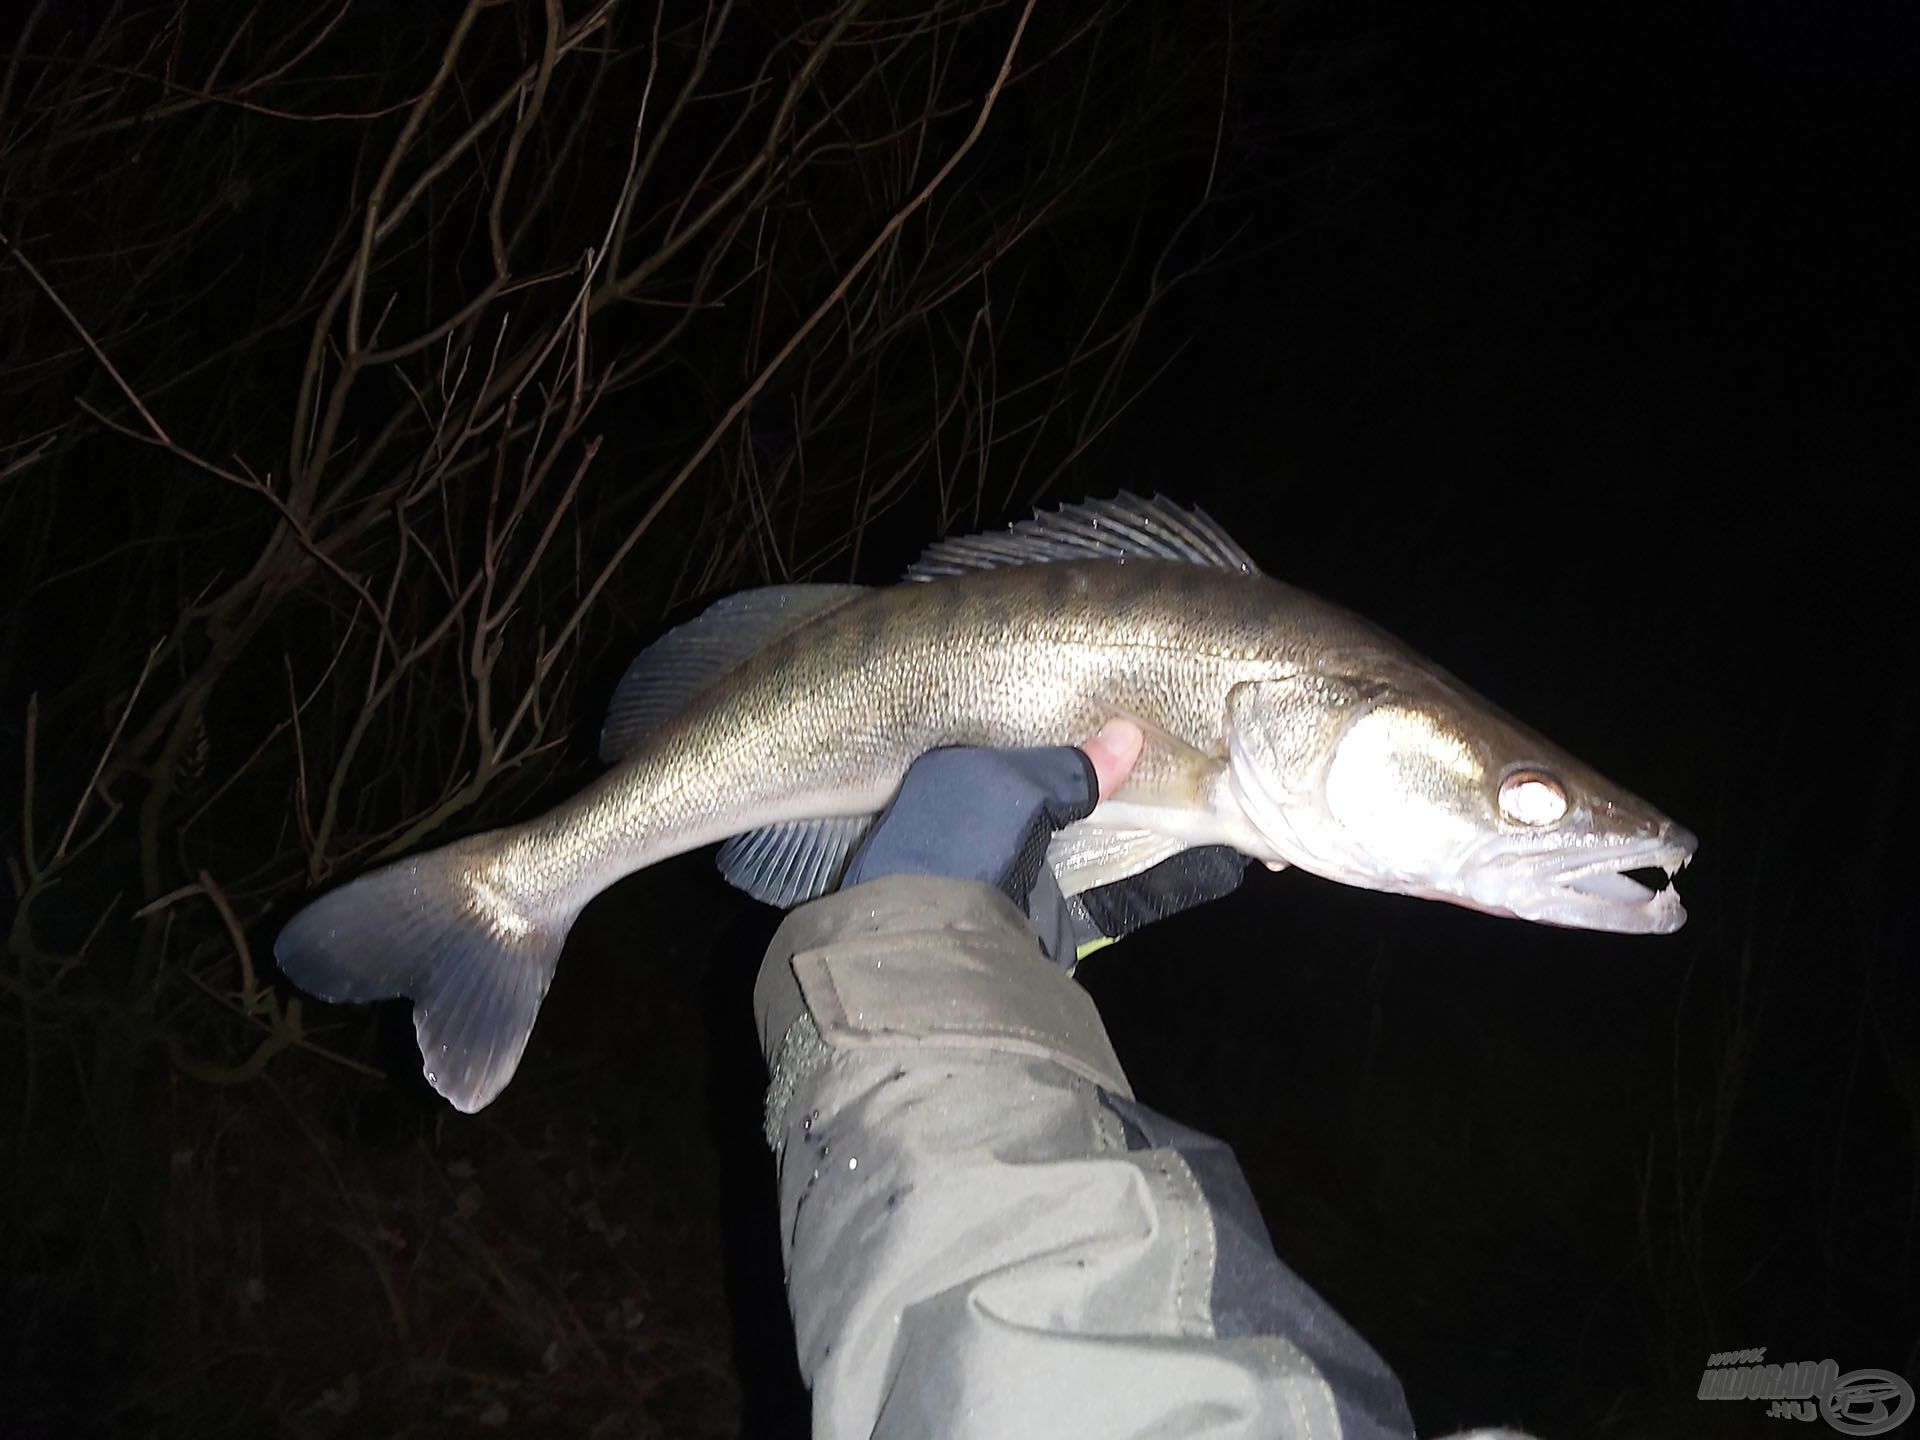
[754,873,1132,1116]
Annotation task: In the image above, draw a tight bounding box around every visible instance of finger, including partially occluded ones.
[1080,718,1144,803]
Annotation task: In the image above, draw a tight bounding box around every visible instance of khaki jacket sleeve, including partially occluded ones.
[754,873,1458,1440]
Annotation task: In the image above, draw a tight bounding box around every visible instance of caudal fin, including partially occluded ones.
[274,840,578,1113]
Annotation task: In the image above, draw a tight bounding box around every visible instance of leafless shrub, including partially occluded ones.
[1,0,1266,1426]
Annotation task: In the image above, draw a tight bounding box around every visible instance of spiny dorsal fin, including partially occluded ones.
[716,814,877,907]
[904,494,1261,583]
[600,583,866,761]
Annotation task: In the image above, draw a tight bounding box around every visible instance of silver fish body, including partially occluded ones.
[277,497,1695,1112]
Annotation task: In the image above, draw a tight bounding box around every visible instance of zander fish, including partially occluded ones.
[276,495,1695,1112]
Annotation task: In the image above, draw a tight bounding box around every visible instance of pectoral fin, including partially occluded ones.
[1046,822,1191,896]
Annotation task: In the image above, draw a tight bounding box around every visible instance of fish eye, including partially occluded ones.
[1498,768,1567,826]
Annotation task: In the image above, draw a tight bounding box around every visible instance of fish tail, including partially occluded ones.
[274,836,580,1113]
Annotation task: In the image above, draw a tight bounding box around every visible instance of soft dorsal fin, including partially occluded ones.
[904,493,1262,582]
[600,583,866,761]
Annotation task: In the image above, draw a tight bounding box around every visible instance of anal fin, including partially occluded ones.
[716,814,877,908]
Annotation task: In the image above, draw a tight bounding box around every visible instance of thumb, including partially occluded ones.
[1080,718,1144,803]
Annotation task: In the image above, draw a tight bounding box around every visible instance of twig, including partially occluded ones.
[2,230,177,447]
[54,638,163,863]
[511,0,1042,745]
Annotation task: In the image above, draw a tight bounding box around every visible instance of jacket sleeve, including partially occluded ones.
[753,871,1430,1440]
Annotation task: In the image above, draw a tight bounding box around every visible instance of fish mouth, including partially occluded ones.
[1519,828,1697,934]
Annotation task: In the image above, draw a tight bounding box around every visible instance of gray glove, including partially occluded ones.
[841,742,1250,963]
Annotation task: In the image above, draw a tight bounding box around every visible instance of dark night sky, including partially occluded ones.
[5,1,1915,1436]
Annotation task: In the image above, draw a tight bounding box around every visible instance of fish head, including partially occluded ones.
[1224,672,1696,933]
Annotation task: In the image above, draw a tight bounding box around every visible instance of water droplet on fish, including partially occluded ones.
[847,1157,857,1171]
[803,1109,818,1134]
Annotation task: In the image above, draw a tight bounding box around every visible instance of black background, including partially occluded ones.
[705,2,1915,1433]
[5,0,1916,1436]
[577,2,1918,1433]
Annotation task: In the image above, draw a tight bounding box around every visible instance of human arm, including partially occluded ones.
[751,725,1420,1439]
